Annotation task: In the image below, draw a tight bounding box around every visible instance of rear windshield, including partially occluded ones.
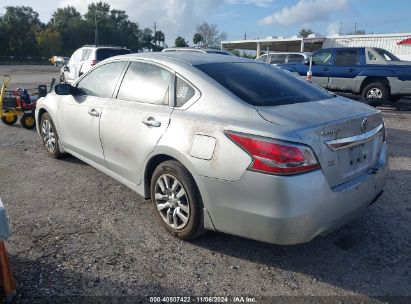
[96,48,131,61]
[195,62,334,106]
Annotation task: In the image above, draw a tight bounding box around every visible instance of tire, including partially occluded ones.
[1,114,17,126]
[151,160,205,240]
[40,113,62,158]
[20,113,36,129]
[362,82,389,106]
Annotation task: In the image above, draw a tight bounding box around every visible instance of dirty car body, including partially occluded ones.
[36,53,387,245]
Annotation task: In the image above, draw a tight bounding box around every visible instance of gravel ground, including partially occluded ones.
[0,66,410,303]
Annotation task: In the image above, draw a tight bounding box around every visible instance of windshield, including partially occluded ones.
[196,62,334,106]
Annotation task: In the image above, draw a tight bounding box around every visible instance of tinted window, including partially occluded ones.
[176,77,195,107]
[117,62,173,105]
[288,54,305,63]
[312,49,332,64]
[270,54,287,64]
[335,50,359,66]
[76,61,126,98]
[196,62,334,107]
[256,55,268,62]
[96,48,131,61]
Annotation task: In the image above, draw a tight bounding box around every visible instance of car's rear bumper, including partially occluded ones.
[202,143,388,245]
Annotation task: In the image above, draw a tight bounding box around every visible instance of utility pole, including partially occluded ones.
[153,22,157,48]
[95,16,99,46]
[244,33,247,40]
[339,22,343,35]
[354,22,357,34]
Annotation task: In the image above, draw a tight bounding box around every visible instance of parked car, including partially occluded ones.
[60,45,131,84]
[162,47,234,56]
[256,52,310,65]
[49,56,69,67]
[279,47,411,101]
[36,53,387,245]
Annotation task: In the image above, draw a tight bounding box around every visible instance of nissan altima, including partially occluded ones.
[35,53,387,245]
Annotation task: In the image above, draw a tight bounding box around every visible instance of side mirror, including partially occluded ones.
[54,84,73,95]
[63,65,69,72]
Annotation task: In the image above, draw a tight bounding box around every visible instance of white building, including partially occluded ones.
[221,32,411,61]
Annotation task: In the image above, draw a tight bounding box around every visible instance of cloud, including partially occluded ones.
[259,0,347,26]
[224,0,275,7]
[327,22,340,36]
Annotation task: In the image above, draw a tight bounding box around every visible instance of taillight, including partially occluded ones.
[225,131,320,175]
[91,59,98,66]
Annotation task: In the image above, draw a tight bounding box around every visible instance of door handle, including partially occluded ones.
[142,117,161,127]
[322,67,329,71]
[88,108,100,117]
[348,68,355,72]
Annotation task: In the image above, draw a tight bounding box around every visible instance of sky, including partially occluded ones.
[1,0,411,46]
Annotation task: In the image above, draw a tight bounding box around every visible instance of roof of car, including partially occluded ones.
[162,47,233,54]
[111,52,253,66]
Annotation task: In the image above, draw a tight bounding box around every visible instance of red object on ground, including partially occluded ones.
[0,241,15,300]
[397,38,411,45]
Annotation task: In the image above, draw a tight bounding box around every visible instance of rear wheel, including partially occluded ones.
[20,113,36,129]
[151,160,205,240]
[362,82,389,106]
[1,114,17,126]
[40,113,62,158]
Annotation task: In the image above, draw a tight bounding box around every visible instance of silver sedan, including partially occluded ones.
[36,53,387,245]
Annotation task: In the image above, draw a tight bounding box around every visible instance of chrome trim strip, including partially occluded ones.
[325,124,383,151]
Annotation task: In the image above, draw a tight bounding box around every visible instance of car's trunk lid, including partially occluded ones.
[256,97,385,188]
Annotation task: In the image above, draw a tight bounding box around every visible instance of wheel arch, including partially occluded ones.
[360,76,390,95]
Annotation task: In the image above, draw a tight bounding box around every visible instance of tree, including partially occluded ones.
[36,28,62,56]
[299,28,313,38]
[141,28,154,51]
[193,33,204,47]
[1,6,43,56]
[195,22,227,49]
[175,36,188,47]
[153,30,165,51]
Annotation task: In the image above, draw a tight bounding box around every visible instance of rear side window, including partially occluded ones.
[270,54,287,64]
[96,48,131,61]
[76,61,126,98]
[288,54,305,63]
[176,77,195,107]
[117,62,174,105]
[196,62,334,107]
[335,50,359,66]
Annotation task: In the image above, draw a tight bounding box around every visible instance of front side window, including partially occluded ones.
[312,49,332,65]
[335,50,359,66]
[76,61,126,98]
[117,62,174,105]
[256,55,268,62]
[196,62,334,107]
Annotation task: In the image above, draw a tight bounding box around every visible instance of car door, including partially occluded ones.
[58,61,127,165]
[327,49,360,91]
[310,49,333,88]
[100,61,174,185]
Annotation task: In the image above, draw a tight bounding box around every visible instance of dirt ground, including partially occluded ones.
[0,65,410,303]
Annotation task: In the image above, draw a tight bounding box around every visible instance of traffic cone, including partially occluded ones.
[0,241,15,302]
[306,70,312,81]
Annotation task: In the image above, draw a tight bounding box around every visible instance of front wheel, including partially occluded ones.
[151,160,205,240]
[40,113,62,158]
